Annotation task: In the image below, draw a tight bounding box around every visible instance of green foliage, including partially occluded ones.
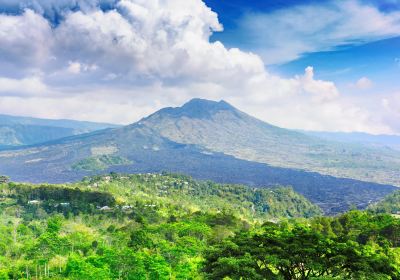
[0,173,399,279]
[83,173,322,219]
[204,215,400,280]
[369,190,400,215]
[0,269,9,280]
[47,215,63,233]
[129,229,153,250]
[72,155,132,171]
[65,254,112,280]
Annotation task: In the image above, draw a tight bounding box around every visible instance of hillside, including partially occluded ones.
[0,173,399,279]
[302,131,400,151]
[0,100,397,215]
[0,114,118,148]
[1,173,322,221]
[142,99,400,187]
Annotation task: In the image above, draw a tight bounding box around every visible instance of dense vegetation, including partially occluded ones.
[72,155,132,171]
[369,190,400,215]
[204,212,400,279]
[0,173,399,279]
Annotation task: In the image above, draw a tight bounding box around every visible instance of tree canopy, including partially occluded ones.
[0,173,399,279]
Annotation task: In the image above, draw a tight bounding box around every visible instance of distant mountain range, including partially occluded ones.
[0,114,118,148]
[300,131,400,151]
[0,99,398,215]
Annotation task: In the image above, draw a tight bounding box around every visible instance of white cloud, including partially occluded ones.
[355,77,373,90]
[228,67,390,134]
[0,76,48,97]
[0,0,116,20]
[67,61,98,74]
[0,0,396,134]
[298,66,339,102]
[0,9,52,75]
[238,0,400,64]
[380,93,400,132]
[67,62,82,74]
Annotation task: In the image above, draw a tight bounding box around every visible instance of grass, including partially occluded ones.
[71,155,132,171]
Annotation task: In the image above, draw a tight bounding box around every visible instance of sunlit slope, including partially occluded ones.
[142,99,400,186]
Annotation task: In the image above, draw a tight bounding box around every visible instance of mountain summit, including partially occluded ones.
[180,98,235,113]
[146,98,237,120]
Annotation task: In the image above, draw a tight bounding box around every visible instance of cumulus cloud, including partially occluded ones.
[355,77,373,90]
[0,0,116,21]
[0,0,396,134]
[67,61,97,74]
[238,0,400,64]
[0,76,48,97]
[380,94,400,132]
[298,66,339,102]
[0,9,52,75]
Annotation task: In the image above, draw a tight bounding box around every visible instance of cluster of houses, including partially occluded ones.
[28,200,71,207]
[28,200,40,205]
[95,204,156,211]
[0,176,9,184]
[26,200,153,213]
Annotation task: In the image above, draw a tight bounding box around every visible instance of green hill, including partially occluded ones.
[0,173,399,279]
[1,173,322,221]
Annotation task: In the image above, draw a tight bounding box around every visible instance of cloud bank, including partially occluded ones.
[0,0,396,134]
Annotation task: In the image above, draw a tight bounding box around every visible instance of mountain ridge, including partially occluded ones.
[0,113,118,128]
[0,114,119,148]
[301,130,400,151]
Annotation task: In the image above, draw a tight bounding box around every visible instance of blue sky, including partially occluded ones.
[205,0,400,93]
[0,0,399,134]
[278,37,400,92]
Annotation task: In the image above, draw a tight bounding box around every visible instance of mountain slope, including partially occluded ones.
[141,99,400,187]
[0,114,118,147]
[301,131,400,151]
[0,103,396,214]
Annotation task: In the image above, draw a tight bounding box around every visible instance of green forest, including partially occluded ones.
[0,173,399,279]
